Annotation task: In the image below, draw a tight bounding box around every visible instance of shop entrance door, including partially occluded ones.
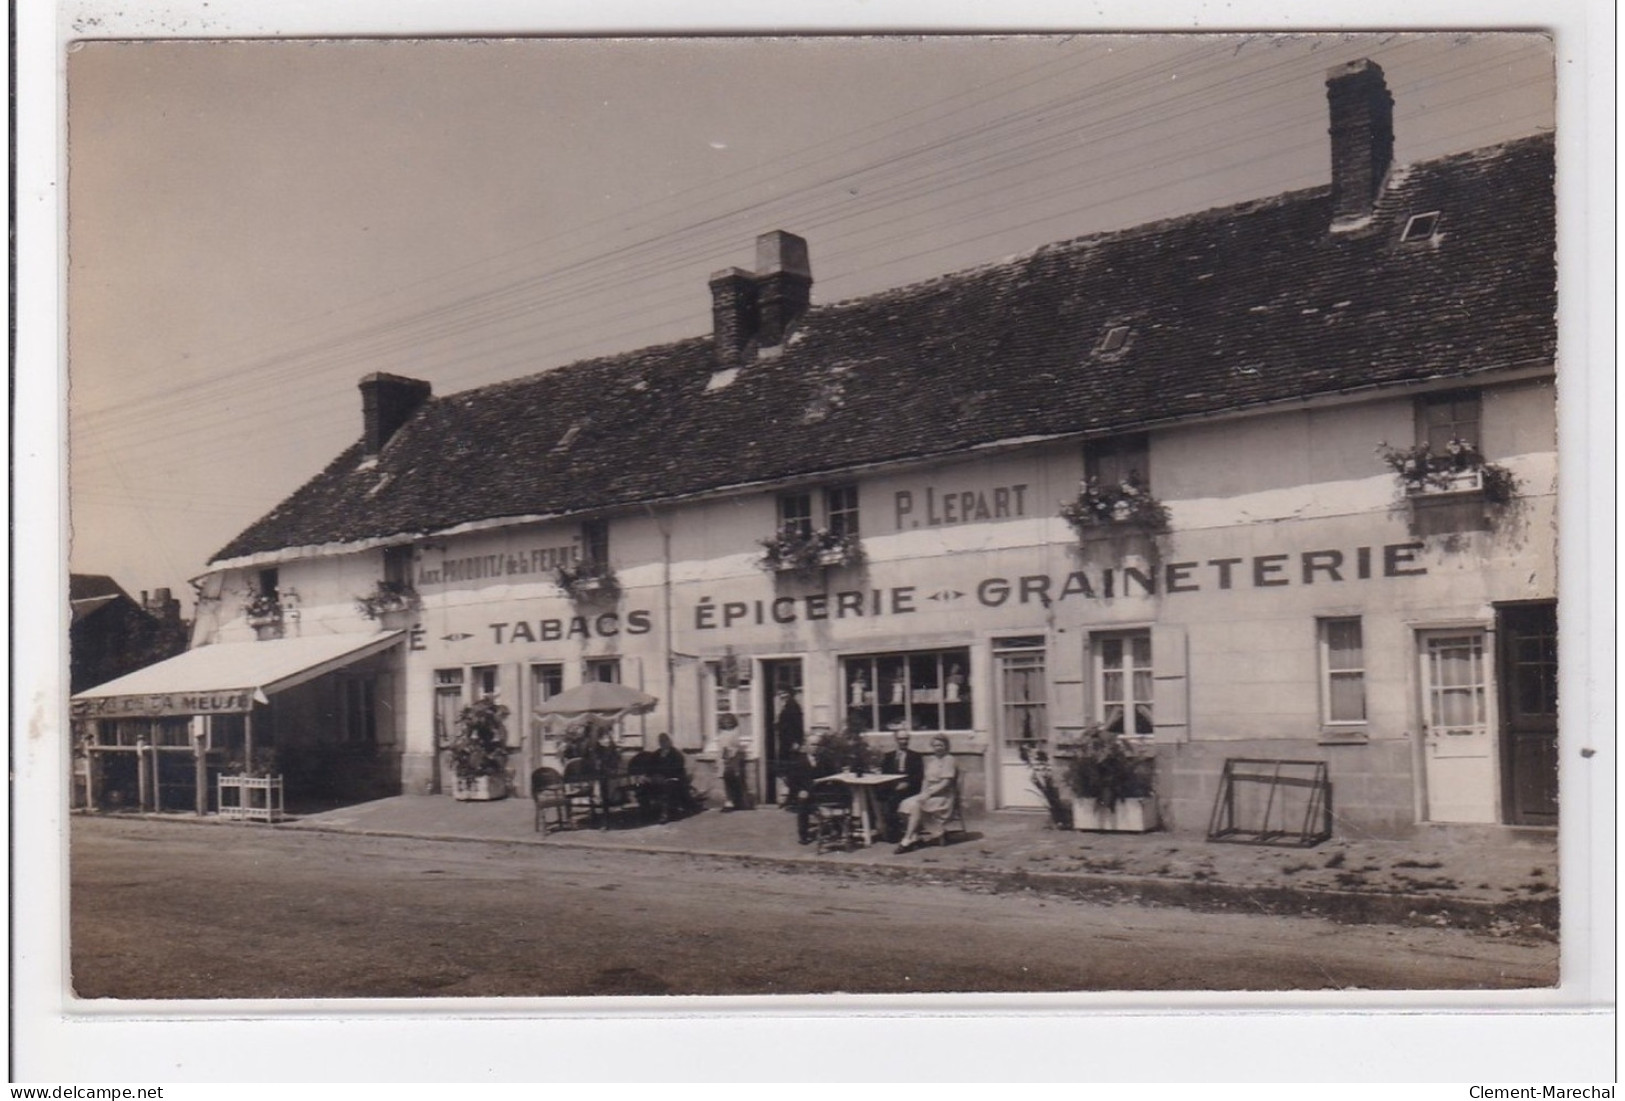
[1418,629,1495,823]
[1498,602,1558,826]
[994,638,1048,809]
[760,659,805,804]
[431,671,465,795]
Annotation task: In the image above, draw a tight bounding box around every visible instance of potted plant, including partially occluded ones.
[555,560,621,604]
[1019,742,1072,828]
[1059,472,1170,537]
[355,579,420,624]
[817,720,875,775]
[448,696,512,801]
[1064,724,1159,832]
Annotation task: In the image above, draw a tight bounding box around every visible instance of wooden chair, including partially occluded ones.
[531,767,569,833]
[560,757,603,828]
[812,787,854,854]
[921,771,968,848]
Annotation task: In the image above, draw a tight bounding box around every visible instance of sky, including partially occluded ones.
[66,32,1557,609]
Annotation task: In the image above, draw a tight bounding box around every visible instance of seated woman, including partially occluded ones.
[895,735,958,854]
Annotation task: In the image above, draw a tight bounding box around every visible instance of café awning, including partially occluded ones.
[71,631,404,720]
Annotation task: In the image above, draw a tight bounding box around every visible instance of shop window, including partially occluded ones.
[585,658,621,684]
[1318,618,1367,726]
[842,648,972,734]
[1093,630,1153,736]
[1085,433,1151,491]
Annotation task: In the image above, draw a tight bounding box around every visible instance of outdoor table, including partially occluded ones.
[815,772,906,847]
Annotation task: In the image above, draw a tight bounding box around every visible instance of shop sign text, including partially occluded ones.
[895,484,1029,529]
[489,609,653,645]
[418,542,581,586]
[692,543,1427,628]
[73,690,254,719]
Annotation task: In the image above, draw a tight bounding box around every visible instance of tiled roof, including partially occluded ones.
[213,134,1555,563]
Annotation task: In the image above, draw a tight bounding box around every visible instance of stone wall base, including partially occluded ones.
[1154,738,1419,840]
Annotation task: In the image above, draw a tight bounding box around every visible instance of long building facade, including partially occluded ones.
[81,61,1558,837]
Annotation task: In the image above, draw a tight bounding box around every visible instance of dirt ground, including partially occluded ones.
[70,817,1558,1000]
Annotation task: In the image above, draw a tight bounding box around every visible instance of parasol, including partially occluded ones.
[533,681,659,725]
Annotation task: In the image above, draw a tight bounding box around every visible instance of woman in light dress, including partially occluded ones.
[895,734,957,853]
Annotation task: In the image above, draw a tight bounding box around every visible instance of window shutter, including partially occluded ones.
[1151,624,1189,742]
[1051,631,1089,742]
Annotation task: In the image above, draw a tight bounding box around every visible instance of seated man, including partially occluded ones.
[646,732,693,822]
[782,734,838,844]
[879,730,925,842]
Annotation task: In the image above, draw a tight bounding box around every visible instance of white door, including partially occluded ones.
[1418,630,1496,823]
[995,642,1049,809]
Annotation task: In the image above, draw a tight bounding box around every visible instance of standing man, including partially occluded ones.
[880,730,925,842]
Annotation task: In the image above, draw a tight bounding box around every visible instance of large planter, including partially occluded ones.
[453,774,509,801]
[218,774,286,823]
[1073,796,1159,833]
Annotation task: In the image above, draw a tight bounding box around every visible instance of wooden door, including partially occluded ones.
[1498,602,1558,826]
[1418,629,1495,823]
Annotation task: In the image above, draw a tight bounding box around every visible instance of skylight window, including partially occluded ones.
[1097,324,1133,355]
[1401,212,1441,242]
[552,422,584,453]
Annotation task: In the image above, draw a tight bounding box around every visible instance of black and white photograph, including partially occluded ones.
[15,1,1614,1085]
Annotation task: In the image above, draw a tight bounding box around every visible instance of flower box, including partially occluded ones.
[218,774,285,823]
[453,774,509,801]
[758,527,864,576]
[1060,474,1170,538]
[1408,468,1482,495]
[356,580,420,622]
[555,563,620,603]
[1072,796,1159,833]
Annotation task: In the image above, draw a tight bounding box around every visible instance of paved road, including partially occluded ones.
[70,818,1558,999]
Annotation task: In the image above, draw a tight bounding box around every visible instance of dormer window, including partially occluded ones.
[1401,211,1441,242]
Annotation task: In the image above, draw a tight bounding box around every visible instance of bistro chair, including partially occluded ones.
[560,757,603,828]
[531,767,570,834]
[812,788,854,854]
[928,771,969,847]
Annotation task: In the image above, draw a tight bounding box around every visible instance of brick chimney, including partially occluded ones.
[754,230,812,349]
[709,267,758,366]
[359,373,432,457]
[1326,59,1394,229]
